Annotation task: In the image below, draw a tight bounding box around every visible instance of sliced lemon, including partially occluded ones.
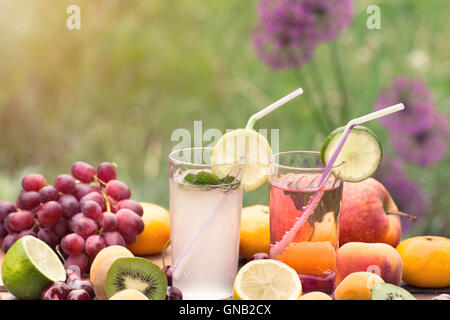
[211,129,272,192]
[320,125,382,182]
[233,259,302,300]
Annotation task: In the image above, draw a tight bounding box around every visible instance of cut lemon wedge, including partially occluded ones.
[320,125,382,182]
[211,129,272,192]
[233,259,302,300]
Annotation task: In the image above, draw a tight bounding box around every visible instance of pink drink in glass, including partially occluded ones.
[269,151,342,294]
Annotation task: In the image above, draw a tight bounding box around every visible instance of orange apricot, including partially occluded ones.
[276,241,336,276]
[334,272,384,300]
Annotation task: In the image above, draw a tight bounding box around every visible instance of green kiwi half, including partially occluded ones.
[371,283,416,300]
[105,257,168,300]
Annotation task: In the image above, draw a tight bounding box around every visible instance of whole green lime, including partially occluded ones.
[1,236,66,300]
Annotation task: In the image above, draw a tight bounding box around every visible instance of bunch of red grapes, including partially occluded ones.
[0,161,144,274]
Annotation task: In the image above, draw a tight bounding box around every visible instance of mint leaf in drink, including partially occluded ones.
[221,175,235,184]
[183,171,238,190]
[196,171,221,185]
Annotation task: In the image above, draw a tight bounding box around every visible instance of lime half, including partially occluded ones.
[1,236,66,299]
[211,129,272,192]
[320,125,382,182]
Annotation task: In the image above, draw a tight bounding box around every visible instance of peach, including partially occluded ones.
[336,242,403,286]
[334,272,384,300]
[298,291,333,300]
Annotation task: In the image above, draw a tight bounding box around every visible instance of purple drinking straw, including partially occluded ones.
[270,124,356,258]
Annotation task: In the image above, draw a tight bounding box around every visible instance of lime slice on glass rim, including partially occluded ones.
[211,129,272,192]
[320,125,382,182]
[1,235,66,300]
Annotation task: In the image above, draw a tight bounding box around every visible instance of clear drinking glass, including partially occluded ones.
[168,147,243,300]
[269,151,343,294]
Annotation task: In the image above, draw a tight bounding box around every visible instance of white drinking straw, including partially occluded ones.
[270,103,405,258]
[245,88,303,129]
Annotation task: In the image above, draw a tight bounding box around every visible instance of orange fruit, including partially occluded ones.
[396,236,450,288]
[276,241,336,276]
[126,202,170,256]
[239,205,270,259]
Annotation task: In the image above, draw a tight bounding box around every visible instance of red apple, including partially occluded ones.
[339,178,414,247]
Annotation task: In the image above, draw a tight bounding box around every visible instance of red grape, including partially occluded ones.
[37,228,59,248]
[97,162,117,183]
[18,191,41,210]
[72,216,98,239]
[61,233,85,255]
[80,192,106,211]
[39,186,59,203]
[68,212,84,231]
[71,161,95,183]
[53,218,70,238]
[3,214,13,233]
[65,253,89,274]
[162,265,173,286]
[37,201,63,227]
[72,183,92,201]
[0,201,17,222]
[166,286,183,300]
[81,200,102,220]
[105,180,130,201]
[54,174,76,194]
[121,232,137,245]
[41,281,70,300]
[66,289,91,300]
[8,210,34,232]
[2,232,19,252]
[85,234,105,258]
[58,194,80,218]
[116,209,144,237]
[21,173,46,192]
[0,224,7,238]
[98,211,117,231]
[18,229,36,239]
[102,231,126,246]
[116,199,143,217]
[74,279,95,299]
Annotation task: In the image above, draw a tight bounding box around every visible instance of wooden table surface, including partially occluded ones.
[0,245,448,300]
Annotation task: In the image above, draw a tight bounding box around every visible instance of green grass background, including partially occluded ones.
[0,0,448,237]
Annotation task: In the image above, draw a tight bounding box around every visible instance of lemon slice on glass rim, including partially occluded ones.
[211,129,272,192]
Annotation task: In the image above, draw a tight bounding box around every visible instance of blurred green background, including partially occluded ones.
[0,0,448,237]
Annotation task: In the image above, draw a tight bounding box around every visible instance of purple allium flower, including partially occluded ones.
[390,112,449,167]
[252,0,354,70]
[375,157,428,233]
[253,0,318,69]
[300,0,354,41]
[375,76,436,135]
